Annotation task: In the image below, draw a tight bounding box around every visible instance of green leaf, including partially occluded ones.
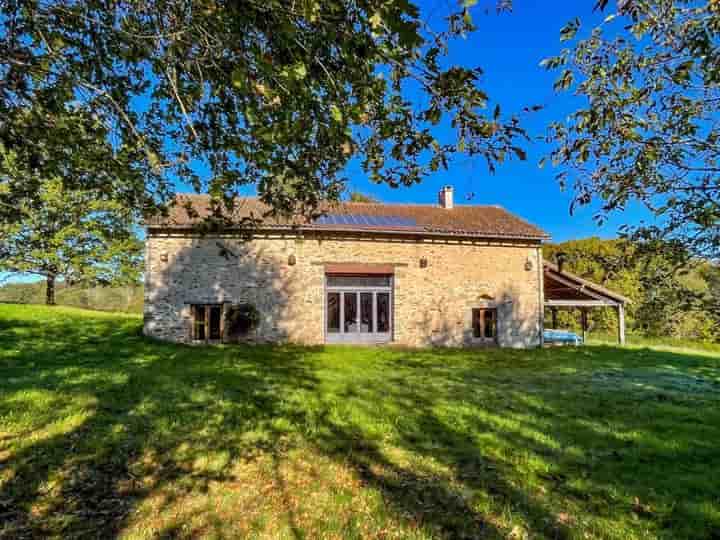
[0,0,540,229]
[632,21,648,40]
[673,60,694,83]
[330,105,343,123]
[463,9,473,26]
[292,63,308,80]
[147,150,161,169]
[560,18,580,42]
[369,12,383,29]
[426,108,441,125]
[231,66,246,89]
[554,70,574,91]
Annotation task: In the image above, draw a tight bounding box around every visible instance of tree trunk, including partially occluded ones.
[46,275,56,305]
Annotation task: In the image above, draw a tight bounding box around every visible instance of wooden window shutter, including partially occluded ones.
[188,304,196,342]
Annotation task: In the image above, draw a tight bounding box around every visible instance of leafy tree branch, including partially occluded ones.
[543,0,720,259]
[1,0,532,222]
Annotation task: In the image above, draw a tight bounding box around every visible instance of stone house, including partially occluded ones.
[144,186,553,348]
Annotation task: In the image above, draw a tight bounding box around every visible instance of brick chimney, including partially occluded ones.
[438,185,454,209]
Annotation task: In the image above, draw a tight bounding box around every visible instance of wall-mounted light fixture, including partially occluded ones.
[419,257,428,269]
[160,253,168,262]
[288,254,297,266]
[525,258,533,271]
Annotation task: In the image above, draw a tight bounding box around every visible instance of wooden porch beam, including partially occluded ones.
[544,271,608,302]
[545,300,619,307]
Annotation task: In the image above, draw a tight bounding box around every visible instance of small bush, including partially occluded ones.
[225,303,260,341]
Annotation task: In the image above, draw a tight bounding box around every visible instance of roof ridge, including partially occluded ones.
[340,201,504,209]
[175,194,505,209]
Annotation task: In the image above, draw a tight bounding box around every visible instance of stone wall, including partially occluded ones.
[144,232,543,348]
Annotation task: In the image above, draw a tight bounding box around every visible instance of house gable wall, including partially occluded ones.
[143,233,542,348]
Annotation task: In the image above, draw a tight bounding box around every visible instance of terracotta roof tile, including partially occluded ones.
[146,194,550,241]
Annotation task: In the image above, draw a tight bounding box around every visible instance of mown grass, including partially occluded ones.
[0,305,719,539]
[588,332,720,356]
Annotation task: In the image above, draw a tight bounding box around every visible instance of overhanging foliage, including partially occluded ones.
[1,0,532,221]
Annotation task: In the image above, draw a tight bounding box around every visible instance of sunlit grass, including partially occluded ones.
[1,304,718,539]
[588,331,720,357]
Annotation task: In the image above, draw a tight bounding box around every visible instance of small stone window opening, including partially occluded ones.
[192,304,223,342]
[472,308,497,342]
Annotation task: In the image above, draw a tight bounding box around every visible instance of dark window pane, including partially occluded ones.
[209,306,222,340]
[472,308,481,338]
[360,292,373,333]
[377,293,390,333]
[327,293,340,333]
[472,308,497,340]
[484,310,497,339]
[344,292,357,333]
[327,275,391,288]
[194,305,206,341]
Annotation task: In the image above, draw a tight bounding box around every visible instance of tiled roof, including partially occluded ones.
[146,194,550,241]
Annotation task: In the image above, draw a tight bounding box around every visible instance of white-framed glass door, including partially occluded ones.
[325,275,392,344]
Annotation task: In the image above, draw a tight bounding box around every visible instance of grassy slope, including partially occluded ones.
[0,305,718,539]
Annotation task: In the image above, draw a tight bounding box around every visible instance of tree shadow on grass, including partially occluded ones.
[306,345,720,539]
[1,310,719,539]
[501,351,713,532]
[0,312,321,538]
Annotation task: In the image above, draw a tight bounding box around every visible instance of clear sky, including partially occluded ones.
[336,0,652,244]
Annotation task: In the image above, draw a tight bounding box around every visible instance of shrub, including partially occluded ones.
[225,303,260,341]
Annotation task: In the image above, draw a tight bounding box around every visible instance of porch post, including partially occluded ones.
[551,307,558,329]
[617,304,626,345]
[580,308,588,343]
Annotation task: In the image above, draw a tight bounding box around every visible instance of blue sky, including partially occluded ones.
[335,0,652,244]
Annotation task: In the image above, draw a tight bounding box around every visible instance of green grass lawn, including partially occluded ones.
[587,332,720,356]
[1,305,719,539]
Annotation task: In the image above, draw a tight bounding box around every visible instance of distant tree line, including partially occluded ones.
[0,281,144,314]
[544,237,720,342]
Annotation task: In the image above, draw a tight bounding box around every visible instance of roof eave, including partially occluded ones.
[145,224,549,242]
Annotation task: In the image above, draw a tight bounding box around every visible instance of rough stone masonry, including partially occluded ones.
[144,232,543,348]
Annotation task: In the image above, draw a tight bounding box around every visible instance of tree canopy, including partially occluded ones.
[0,178,143,304]
[347,191,380,203]
[1,0,530,221]
[543,0,720,259]
[0,102,152,224]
